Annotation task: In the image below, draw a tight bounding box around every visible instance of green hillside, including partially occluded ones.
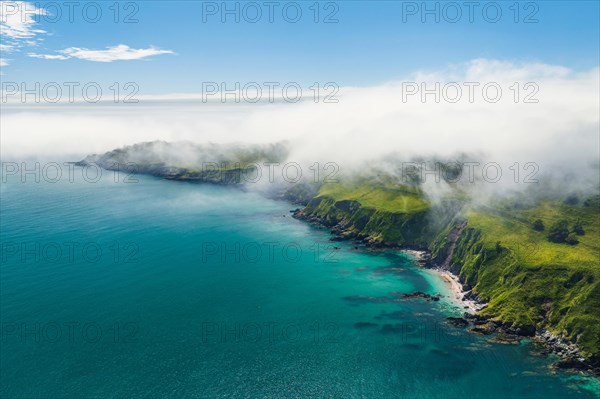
[300,179,600,360]
[317,178,429,214]
[298,179,458,248]
[437,201,600,358]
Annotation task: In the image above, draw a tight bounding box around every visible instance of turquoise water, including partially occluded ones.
[1,168,598,398]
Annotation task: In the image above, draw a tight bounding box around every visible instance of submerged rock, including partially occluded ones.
[553,358,589,371]
[463,312,488,323]
[446,317,469,327]
[469,323,496,335]
[391,291,442,301]
[489,334,521,345]
[354,322,378,328]
[343,291,442,304]
[372,266,406,276]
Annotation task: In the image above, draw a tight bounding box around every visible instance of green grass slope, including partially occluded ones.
[435,200,600,358]
[301,178,599,359]
[299,178,459,248]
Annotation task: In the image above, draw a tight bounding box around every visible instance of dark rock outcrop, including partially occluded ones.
[446,317,469,327]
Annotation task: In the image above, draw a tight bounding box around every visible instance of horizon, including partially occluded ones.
[1,1,600,398]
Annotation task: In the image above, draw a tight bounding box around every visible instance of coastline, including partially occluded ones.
[402,250,598,375]
[73,161,600,375]
[400,249,484,313]
[292,212,485,313]
[435,268,485,313]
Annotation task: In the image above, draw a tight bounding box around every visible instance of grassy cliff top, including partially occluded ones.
[310,177,600,357]
[317,178,430,214]
[468,201,600,270]
[457,200,600,356]
[85,141,289,169]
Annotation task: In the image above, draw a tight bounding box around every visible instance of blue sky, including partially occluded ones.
[1,1,599,94]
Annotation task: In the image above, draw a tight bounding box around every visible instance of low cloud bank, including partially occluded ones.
[2,59,598,198]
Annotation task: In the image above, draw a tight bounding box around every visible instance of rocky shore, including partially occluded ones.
[444,313,599,375]
[292,207,599,376]
[292,209,430,252]
[536,330,600,374]
[442,276,598,374]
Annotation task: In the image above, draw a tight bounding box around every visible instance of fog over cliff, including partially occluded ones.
[2,59,599,199]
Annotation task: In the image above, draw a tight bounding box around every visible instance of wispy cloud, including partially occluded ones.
[2,3,173,68]
[28,44,175,63]
[0,43,15,52]
[27,53,68,60]
[0,1,47,52]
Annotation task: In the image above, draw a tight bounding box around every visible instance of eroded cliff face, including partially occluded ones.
[294,193,600,370]
[294,195,462,250]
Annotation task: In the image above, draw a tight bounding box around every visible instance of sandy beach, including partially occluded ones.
[401,249,483,313]
[437,269,484,313]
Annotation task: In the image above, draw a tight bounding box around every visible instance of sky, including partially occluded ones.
[0,0,599,183]
[1,1,599,93]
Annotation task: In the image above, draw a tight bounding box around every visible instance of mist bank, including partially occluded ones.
[72,139,599,210]
[2,59,598,174]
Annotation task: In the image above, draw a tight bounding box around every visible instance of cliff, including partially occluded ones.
[77,143,600,371]
[298,182,600,371]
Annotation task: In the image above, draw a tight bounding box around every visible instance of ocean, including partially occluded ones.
[1,166,598,398]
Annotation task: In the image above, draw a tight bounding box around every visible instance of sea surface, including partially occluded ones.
[1,167,598,398]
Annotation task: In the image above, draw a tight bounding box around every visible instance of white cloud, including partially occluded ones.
[412,59,573,83]
[0,1,47,68]
[0,1,46,54]
[28,44,175,63]
[2,59,598,187]
[2,3,172,68]
[0,43,15,52]
[27,53,69,60]
[0,1,47,38]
